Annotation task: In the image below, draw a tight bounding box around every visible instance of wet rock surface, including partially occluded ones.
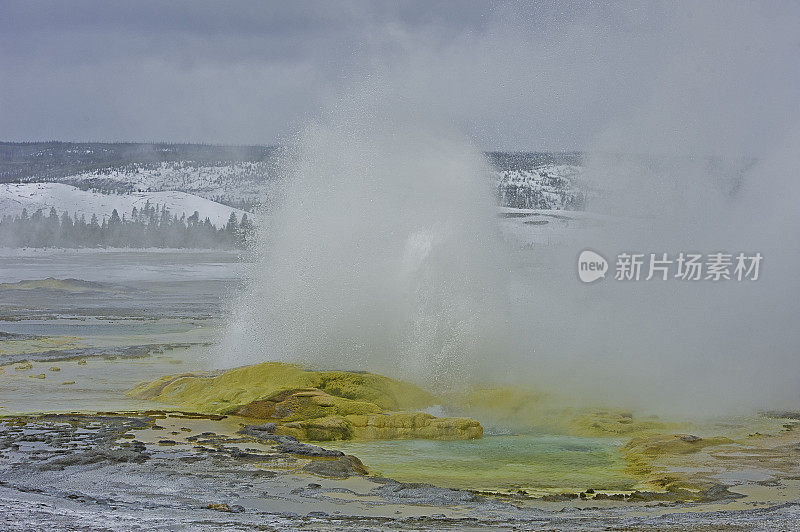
[367,477,481,505]
[238,423,345,456]
[0,414,152,470]
[301,455,369,478]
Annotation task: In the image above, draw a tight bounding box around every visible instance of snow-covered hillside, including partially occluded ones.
[2,144,588,212]
[0,183,251,227]
[26,161,275,208]
[38,160,589,211]
[27,161,586,212]
[493,164,586,210]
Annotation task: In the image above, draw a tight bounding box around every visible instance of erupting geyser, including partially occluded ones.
[219,103,513,389]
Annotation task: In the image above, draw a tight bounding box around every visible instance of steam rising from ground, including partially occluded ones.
[220,103,512,388]
[514,141,800,416]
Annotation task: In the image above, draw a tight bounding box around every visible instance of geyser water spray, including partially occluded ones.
[218,102,513,389]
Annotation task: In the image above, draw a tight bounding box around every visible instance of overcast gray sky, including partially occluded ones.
[1,0,798,151]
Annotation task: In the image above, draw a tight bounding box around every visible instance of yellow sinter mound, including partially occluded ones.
[128,362,483,442]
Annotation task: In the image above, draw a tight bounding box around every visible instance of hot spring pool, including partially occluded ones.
[324,433,637,492]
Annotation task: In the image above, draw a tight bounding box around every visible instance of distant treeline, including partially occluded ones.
[0,202,255,249]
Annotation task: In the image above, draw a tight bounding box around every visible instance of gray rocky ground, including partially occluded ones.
[1,412,798,531]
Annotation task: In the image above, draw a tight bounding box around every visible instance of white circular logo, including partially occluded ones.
[578,250,608,283]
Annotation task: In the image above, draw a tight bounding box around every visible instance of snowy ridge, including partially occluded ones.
[20,161,275,208]
[28,161,586,212]
[39,161,588,209]
[0,183,251,227]
[3,144,587,212]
